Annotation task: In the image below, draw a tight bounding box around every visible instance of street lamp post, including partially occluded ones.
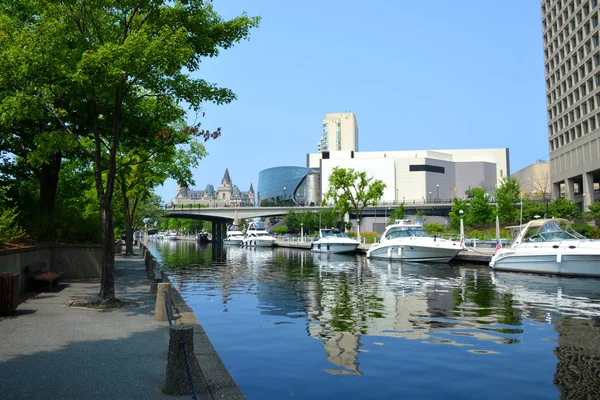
[283,187,286,205]
[436,184,439,203]
[459,209,464,247]
[301,222,304,242]
[429,192,432,203]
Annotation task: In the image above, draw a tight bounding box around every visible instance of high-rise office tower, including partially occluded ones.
[317,112,359,153]
[543,0,600,209]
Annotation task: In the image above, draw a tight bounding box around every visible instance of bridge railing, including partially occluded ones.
[165,198,463,210]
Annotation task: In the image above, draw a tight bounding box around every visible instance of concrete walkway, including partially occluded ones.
[0,249,243,400]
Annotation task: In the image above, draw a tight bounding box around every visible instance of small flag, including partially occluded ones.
[495,238,502,253]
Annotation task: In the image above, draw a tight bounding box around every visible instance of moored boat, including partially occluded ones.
[223,224,244,245]
[366,220,463,262]
[311,228,360,254]
[489,218,600,277]
[242,221,275,247]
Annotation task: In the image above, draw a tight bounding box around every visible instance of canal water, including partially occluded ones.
[148,240,600,400]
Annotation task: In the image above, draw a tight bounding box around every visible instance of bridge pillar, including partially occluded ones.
[211,220,227,243]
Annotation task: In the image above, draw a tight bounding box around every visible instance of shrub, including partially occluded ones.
[424,222,444,235]
[273,226,288,235]
[0,206,26,243]
[572,223,600,239]
[346,231,380,243]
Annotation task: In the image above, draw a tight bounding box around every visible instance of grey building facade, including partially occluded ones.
[543,0,600,209]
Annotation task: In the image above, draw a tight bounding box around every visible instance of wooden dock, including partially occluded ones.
[274,240,493,264]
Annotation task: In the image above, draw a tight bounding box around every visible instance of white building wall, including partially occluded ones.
[310,148,508,204]
[321,158,396,203]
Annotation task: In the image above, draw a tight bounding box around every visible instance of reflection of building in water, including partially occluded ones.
[554,318,600,399]
[322,333,362,375]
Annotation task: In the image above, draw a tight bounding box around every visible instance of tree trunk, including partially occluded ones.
[123,195,134,255]
[97,194,116,301]
[39,151,62,215]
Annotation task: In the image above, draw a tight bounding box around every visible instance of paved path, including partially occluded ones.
[0,249,243,400]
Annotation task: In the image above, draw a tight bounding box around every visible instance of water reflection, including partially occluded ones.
[149,241,600,399]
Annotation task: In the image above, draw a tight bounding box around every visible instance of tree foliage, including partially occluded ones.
[0,0,259,301]
[549,197,580,219]
[388,203,405,223]
[494,177,521,224]
[322,168,386,226]
[449,198,469,230]
[469,187,494,227]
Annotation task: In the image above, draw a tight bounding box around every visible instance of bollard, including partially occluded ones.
[154,282,172,322]
[149,281,158,294]
[163,325,203,395]
[147,259,156,280]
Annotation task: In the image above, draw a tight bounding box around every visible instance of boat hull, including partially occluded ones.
[311,241,359,254]
[490,251,600,277]
[223,238,243,245]
[242,239,275,247]
[367,243,462,262]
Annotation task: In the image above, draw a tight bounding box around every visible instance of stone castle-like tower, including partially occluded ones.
[174,169,255,206]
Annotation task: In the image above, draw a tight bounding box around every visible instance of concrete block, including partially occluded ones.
[154,282,172,322]
[163,325,205,396]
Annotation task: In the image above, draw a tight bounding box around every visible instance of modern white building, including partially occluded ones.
[317,112,359,153]
[307,148,509,204]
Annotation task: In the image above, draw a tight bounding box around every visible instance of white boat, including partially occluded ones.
[311,228,360,254]
[223,224,244,246]
[366,220,463,262]
[242,221,275,247]
[489,218,600,277]
[165,231,180,240]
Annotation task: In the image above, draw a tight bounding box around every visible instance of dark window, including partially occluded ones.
[409,165,445,174]
[322,151,330,159]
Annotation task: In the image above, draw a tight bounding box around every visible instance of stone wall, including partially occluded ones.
[0,244,102,297]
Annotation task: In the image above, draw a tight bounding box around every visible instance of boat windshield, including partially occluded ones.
[385,227,428,240]
[321,229,348,238]
[228,225,241,232]
[522,220,586,242]
[256,232,271,237]
[249,222,266,230]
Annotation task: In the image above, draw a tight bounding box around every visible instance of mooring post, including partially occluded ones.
[163,325,204,395]
[147,258,156,280]
[154,282,172,322]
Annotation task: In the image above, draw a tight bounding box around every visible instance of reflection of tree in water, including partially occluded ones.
[554,317,600,400]
[452,271,522,335]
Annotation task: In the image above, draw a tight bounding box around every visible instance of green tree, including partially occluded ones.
[521,200,547,222]
[549,197,581,219]
[322,168,386,238]
[0,1,259,301]
[388,203,405,223]
[469,187,494,227]
[449,198,469,230]
[588,200,600,219]
[494,177,521,224]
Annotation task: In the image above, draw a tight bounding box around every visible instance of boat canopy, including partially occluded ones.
[319,229,349,238]
[517,218,587,244]
[248,222,266,230]
[385,226,428,240]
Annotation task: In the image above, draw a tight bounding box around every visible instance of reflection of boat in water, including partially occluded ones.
[490,218,600,277]
[367,220,463,262]
[491,270,600,319]
[310,252,360,273]
[223,224,244,246]
[311,229,360,254]
[242,221,275,247]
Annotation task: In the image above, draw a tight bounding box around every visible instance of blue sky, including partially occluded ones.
[156,0,548,202]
